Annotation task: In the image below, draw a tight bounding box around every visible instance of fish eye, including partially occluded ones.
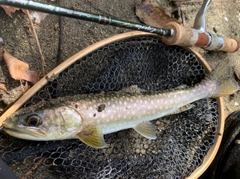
[26,115,42,126]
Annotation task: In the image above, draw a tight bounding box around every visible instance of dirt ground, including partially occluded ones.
[0,0,240,117]
[0,0,240,178]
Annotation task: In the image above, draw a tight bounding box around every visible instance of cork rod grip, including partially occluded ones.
[161,22,240,53]
[218,37,240,53]
[161,22,196,47]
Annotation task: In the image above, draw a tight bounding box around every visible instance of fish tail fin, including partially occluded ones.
[208,61,239,97]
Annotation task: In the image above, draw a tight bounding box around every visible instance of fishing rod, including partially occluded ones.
[0,0,239,53]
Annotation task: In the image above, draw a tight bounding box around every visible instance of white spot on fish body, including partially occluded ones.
[158,99,162,104]
[107,109,112,114]
[101,113,105,118]
[89,106,93,110]
[110,115,114,120]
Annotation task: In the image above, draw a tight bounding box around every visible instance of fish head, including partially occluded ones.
[3,104,83,141]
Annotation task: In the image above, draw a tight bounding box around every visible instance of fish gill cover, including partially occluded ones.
[0,36,218,179]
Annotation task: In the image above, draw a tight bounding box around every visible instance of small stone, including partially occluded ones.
[136,149,140,153]
[235,140,240,144]
[141,149,146,154]
[224,17,228,22]
[144,144,149,149]
[234,102,239,106]
[213,27,217,33]
[136,139,141,144]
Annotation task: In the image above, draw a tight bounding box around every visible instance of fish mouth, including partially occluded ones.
[3,126,45,140]
[3,127,18,133]
[1,127,17,132]
[3,126,26,137]
[3,126,26,139]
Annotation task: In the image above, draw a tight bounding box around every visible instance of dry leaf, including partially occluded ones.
[0,50,3,62]
[0,5,48,23]
[30,11,48,24]
[0,83,10,94]
[3,51,40,84]
[0,5,20,18]
[136,0,179,28]
[22,9,48,24]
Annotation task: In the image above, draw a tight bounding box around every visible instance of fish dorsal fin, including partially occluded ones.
[119,85,145,94]
[172,103,195,114]
[175,84,188,89]
[76,125,106,148]
[134,122,156,139]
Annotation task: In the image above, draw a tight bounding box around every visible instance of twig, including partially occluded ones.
[23,154,48,177]
[57,0,63,64]
[26,10,46,76]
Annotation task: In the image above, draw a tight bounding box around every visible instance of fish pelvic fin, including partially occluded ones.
[134,121,157,139]
[208,61,239,97]
[76,125,106,148]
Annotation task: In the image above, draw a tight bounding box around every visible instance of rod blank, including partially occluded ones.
[0,0,173,37]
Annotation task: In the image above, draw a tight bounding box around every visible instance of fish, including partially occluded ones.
[3,63,239,148]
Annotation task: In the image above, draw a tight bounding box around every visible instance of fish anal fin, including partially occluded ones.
[76,125,106,148]
[134,121,156,139]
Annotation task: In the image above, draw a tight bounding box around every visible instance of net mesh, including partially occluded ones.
[0,36,218,179]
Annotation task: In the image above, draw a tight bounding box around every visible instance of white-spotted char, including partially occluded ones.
[3,63,239,148]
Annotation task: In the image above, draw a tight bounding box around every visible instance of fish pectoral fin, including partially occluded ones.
[76,125,106,148]
[134,122,156,139]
